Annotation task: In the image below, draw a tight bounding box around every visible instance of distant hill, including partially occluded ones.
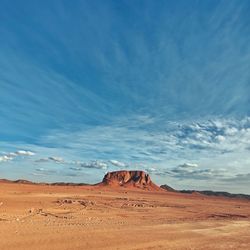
[13,179,35,184]
[0,179,87,186]
[50,182,88,186]
[0,179,13,183]
[1,175,249,199]
[160,185,250,200]
[160,184,176,192]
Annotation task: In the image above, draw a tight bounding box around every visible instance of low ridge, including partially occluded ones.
[160,185,250,200]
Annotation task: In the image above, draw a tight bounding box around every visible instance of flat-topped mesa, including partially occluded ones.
[100,170,162,191]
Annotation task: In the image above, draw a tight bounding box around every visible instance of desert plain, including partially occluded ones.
[0,181,250,250]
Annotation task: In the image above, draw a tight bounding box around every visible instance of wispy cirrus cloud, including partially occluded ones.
[37,116,250,165]
[18,115,248,191]
[1,1,250,193]
[1,116,250,176]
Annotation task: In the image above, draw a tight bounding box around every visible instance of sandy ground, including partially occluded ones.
[0,183,250,250]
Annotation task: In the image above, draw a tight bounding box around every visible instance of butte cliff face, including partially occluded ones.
[99,170,162,191]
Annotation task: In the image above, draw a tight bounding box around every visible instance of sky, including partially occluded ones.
[0,0,250,194]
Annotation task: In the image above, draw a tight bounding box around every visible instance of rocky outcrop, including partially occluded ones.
[99,170,162,191]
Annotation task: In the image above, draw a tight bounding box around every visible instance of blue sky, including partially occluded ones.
[1,0,250,193]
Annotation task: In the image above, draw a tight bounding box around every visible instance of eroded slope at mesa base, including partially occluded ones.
[97,170,163,191]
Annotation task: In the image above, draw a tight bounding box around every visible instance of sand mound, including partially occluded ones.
[98,170,162,191]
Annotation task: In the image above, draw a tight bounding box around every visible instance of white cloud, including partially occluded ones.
[35,158,50,163]
[35,157,108,170]
[215,135,225,142]
[78,161,108,170]
[109,160,127,168]
[0,150,35,162]
[36,167,45,171]
[178,163,198,169]
[48,156,64,163]
[0,155,13,162]
[15,150,35,156]
[36,156,64,163]
[146,167,157,173]
[167,163,232,180]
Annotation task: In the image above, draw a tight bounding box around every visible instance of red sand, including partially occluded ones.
[0,179,250,250]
